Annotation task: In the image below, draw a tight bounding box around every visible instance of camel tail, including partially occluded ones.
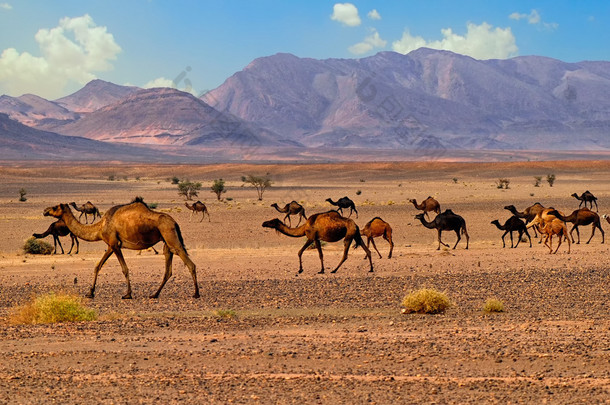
[352,226,365,250]
[175,223,188,253]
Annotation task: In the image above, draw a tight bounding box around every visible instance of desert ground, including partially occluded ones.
[0,160,609,404]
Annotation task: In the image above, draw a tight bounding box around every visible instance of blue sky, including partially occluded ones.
[0,1,608,99]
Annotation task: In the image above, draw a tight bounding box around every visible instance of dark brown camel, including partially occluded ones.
[325,197,358,218]
[270,201,307,227]
[547,208,604,244]
[415,209,469,250]
[184,201,210,222]
[44,197,199,299]
[571,191,598,211]
[504,203,545,240]
[490,216,531,248]
[409,196,441,219]
[32,219,79,254]
[69,201,101,224]
[361,217,394,259]
[262,210,372,274]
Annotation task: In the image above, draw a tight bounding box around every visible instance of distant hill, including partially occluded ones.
[54,79,140,113]
[202,49,610,150]
[0,94,79,127]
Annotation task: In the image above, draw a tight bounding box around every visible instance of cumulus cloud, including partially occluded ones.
[331,3,361,27]
[509,9,558,30]
[349,29,387,55]
[0,14,121,98]
[367,9,381,20]
[143,77,175,89]
[392,22,518,60]
[0,3,11,10]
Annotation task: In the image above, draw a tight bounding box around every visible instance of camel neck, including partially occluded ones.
[417,217,436,229]
[62,208,103,242]
[275,223,307,238]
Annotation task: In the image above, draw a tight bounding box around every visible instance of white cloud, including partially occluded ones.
[392,22,518,60]
[143,77,175,89]
[509,9,557,30]
[367,9,381,20]
[0,3,11,10]
[0,14,121,98]
[349,29,387,55]
[331,3,361,27]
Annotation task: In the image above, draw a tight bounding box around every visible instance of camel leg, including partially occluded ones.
[509,230,515,248]
[463,227,469,250]
[112,248,133,299]
[150,245,173,298]
[330,238,351,274]
[524,228,532,248]
[594,200,598,212]
[384,233,394,259]
[284,213,291,227]
[67,235,77,254]
[86,248,114,298]
[369,237,382,259]
[586,224,602,244]
[53,235,64,254]
[297,239,314,274]
[353,207,359,219]
[501,231,507,248]
[175,246,200,298]
[206,209,211,222]
[314,239,325,274]
[513,231,521,248]
[452,229,462,250]
[437,230,449,250]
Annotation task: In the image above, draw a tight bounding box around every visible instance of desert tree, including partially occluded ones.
[211,179,227,201]
[241,174,272,200]
[177,180,202,200]
[19,188,27,202]
[533,176,542,187]
[546,174,556,187]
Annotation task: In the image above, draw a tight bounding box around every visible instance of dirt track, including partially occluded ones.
[0,161,609,404]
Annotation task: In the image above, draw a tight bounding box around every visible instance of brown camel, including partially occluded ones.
[44,197,199,299]
[271,201,307,227]
[504,203,546,240]
[571,191,598,211]
[547,208,604,244]
[262,210,372,274]
[409,196,441,219]
[415,209,469,250]
[490,215,531,248]
[69,201,101,224]
[32,219,79,254]
[361,217,394,259]
[184,201,210,222]
[325,197,358,218]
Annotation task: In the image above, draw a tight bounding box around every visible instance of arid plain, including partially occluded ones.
[0,160,609,404]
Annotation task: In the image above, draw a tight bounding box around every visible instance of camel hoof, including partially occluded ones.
[193,292,200,299]
[122,294,132,300]
[149,294,159,299]
[330,270,337,274]
[85,292,94,299]
[369,269,374,272]
[298,269,304,274]
[319,270,326,274]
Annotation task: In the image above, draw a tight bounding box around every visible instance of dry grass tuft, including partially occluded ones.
[482,298,505,313]
[401,288,451,314]
[23,237,53,255]
[10,292,97,325]
[215,309,237,319]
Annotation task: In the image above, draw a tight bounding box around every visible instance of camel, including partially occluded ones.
[69,201,101,224]
[571,191,598,211]
[262,210,372,274]
[504,203,546,240]
[490,216,531,248]
[536,218,571,254]
[43,197,199,299]
[361,217,394,259]
[184,201,210,222]
[547,208,604,244]
[409,196,441,219]
[270,201,307,227]
[415,209,469,250]
[32,219,79,254]
[325,197,358,218]
[604,214,610,226]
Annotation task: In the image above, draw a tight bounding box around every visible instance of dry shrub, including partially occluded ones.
[483,298,504,313]
[401,288,451,314]
[23,237,53,255]
[10,292,97,325]
[215,309,237,319]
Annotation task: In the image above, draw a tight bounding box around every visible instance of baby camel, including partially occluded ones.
[490,215,531,248]
[185,201,210,222]
[361,217,394,259]
[32,219,79,254]
[44,197,199,299]
[270,201,307,227]
[262,210,372,274]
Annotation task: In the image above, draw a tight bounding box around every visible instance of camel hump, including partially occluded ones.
[443,209,455,215]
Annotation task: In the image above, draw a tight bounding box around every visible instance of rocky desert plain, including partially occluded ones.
[0,159,609,404]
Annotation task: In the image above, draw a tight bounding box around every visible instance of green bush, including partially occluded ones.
[10,292,97,324]
[23,237,53,255]
[401,288,451,314]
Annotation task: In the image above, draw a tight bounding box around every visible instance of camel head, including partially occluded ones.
[504,204,517,212]
[69,202,77,208]
[44,203,70,218]
[414,213,426,221]
[325,198,333,203]
[571,193,579,198]
[270,203,279,208]
[407,199,415,203]
[262,218,283,230]
[490,219,500,225]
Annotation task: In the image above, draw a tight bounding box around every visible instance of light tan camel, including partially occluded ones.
[409,196,441,219]
[548,208,604,244]
[44,197,199,299]
[271,201,307,227]
[184,201,210,222]
[526,209,570,254]
[262,210,372,274]
[69,201,101,224]
[361,217,394,258]
[32,219,79,254]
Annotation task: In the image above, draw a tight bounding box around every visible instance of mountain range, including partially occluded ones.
[1,48,610,161]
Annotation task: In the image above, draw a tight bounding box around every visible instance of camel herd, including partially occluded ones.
[29,190,605,299]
